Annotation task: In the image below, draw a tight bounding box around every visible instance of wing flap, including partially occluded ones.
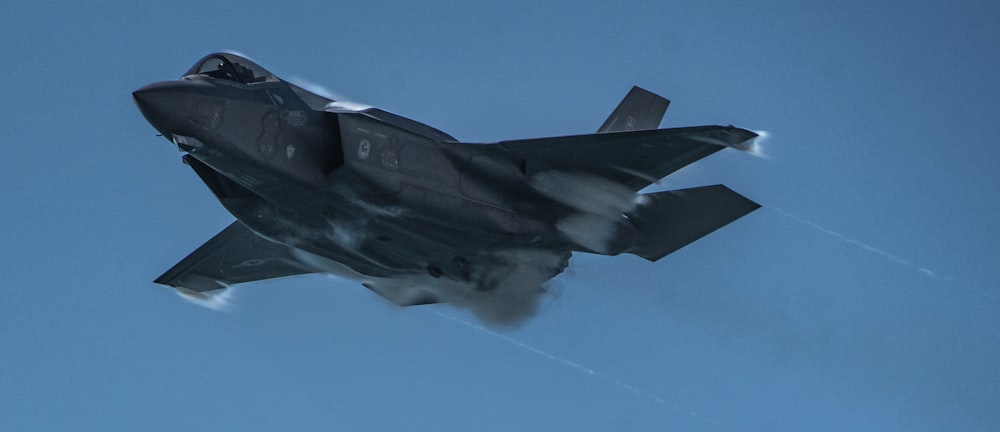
[155,221,315,292]
[627,185,760,261]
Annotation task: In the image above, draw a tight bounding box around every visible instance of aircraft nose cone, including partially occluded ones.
[134,80,211,140]
[132,83,159,103]
[132,81,174,110]
[133,82,180,139]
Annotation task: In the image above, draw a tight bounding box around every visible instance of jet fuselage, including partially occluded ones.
[134,54,568,288]
[133,52,759,319]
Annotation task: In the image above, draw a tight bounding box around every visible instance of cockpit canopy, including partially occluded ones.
[184,53,278,84]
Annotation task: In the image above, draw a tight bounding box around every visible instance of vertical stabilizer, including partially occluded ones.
[598,86,670,133]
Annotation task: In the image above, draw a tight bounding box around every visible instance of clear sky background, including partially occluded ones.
[2,1,998,431]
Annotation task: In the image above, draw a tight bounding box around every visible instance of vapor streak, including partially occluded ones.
[429,310,723,426]
[769,207,997,301]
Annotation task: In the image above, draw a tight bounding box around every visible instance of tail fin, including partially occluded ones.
[627,185,760,261]
[597,86,670,133]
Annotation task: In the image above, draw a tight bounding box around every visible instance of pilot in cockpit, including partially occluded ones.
[193,55,269,84]
[232,63,257,83]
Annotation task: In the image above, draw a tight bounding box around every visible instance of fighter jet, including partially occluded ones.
[133,52,760,320]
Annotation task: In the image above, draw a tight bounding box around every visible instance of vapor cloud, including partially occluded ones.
[174,286,237,312]
[365,249,569,326]
[530,170,641,254]
[530,171,637,218]
[442,249,568,325]
[746,130,771,159]
[290,243,569,326]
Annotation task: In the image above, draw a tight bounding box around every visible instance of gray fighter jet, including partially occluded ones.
[133,52,759,320]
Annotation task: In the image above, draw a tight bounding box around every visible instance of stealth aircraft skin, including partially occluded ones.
[133,53,759,319]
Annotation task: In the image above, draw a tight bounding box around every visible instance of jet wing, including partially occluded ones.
[155,221,315,292]
[497,126,758,191]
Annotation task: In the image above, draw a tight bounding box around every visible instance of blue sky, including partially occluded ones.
[2,1,998,430]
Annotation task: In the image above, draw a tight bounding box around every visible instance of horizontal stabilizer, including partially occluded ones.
[598,86,670,133]
[627,185,760,261]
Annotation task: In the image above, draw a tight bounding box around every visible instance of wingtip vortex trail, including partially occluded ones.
[768,206,998,302]
[428,309,727,426]
[746,130,771,159]
[175,286,237,312]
